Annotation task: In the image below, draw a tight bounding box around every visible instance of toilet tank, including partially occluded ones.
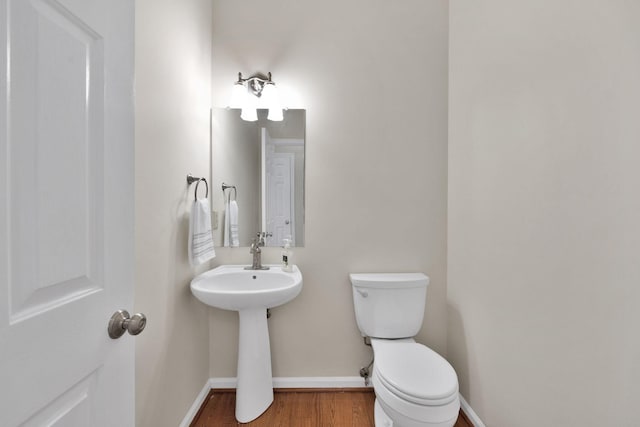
[350,273,429,339]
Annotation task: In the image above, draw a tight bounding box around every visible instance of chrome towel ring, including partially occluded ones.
[186,174,209,201]
[222,182,237,201]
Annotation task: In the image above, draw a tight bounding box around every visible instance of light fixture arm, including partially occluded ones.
[236,72,274,97]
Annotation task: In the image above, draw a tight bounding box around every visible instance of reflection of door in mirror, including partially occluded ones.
[262,128,301,247]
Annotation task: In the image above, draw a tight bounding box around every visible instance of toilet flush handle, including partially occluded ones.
[356,288,368,298]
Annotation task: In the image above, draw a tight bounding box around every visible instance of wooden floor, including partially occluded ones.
[191,389,473,427]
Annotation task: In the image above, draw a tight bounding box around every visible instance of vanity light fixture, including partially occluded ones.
[229,72,284,122]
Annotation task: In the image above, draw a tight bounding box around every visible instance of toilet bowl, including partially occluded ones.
[370,338,459,427]
[350,273,460,427]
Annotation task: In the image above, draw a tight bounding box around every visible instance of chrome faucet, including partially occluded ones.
[245,232,271,270]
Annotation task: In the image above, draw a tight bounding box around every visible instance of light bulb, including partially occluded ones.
[261,83,275,107]
[240,89,258,121]
[229,83,246,108]
[263,83,283,121]
[268,106,284,121]
[241,106,257,121]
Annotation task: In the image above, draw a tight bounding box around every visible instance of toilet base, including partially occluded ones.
[374,398,459,427]
[375,399,394,427]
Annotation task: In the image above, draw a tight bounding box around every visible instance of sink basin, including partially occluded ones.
[190,265,302,311]
[190,264,303,423]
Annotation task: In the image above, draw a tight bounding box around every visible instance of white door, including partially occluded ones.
[265,153,295,247]
[0,0,135,425]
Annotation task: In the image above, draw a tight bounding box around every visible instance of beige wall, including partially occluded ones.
[209,0,449,378]
[448,1,640,425]
[134,0,212,426]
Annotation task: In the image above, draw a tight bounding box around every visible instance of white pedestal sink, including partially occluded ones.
[190,265,303,423]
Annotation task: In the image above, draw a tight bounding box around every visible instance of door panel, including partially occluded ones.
[20,372,98,427]
[9,0,105,324]
[266,153,294,247]
[0,0,134,425]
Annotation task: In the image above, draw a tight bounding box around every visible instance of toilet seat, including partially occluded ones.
[374,342,458,406]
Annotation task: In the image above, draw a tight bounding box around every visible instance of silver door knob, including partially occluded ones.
[285,220,290,224]
[108,309,147,339]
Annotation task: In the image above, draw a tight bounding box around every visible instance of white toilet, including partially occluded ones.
[350,273,460,427]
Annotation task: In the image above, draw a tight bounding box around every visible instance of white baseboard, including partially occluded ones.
[208,377,236,389]
[459,394,486,427]
[209,376,370,389]
[274,376,371,388]
[178,379,214,427]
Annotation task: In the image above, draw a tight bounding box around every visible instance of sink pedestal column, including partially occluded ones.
[235,307,274,422]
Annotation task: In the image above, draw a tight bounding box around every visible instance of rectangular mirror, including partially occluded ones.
[211,108,305,247]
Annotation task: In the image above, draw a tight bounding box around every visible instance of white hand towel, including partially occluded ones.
[188,198,216,266]
[229,200,239,247]
[224,197,240,247]
[223,197,230,247]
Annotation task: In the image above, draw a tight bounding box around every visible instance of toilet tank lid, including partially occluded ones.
[349,273,429,288]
